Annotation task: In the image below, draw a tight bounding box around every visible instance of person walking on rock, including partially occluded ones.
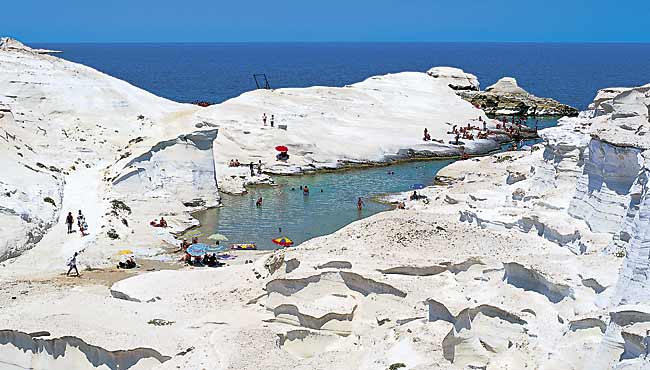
[66,252,79,277]
[65,212,74,234]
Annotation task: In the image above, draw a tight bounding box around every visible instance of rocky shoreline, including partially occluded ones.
[427,67,579,117]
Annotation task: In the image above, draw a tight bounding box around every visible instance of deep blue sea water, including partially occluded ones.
[36,43,650,110]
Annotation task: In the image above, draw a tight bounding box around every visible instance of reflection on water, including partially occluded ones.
[194,159,454,250]
[194,117,558,250]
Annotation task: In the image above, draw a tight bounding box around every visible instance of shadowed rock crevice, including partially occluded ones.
[0,329,170,370]
[568,318,606,333]
[378,258,483,276]
[426,299,527,329]
[266,271,406,298]
[610,310,650,327]
[316,261,352,270]
[581,278,607,294]
[503,262,574,303]
[271,304,357,332]
[433,299,528,364]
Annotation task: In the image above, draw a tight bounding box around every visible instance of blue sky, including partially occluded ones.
[6,0,650,42]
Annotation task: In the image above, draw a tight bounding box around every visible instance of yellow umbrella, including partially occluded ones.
[118,249,134,255]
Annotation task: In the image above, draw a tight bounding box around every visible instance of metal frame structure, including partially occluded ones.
[253,74,271,90]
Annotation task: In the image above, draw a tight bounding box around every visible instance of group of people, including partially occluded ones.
[449,120,489,143]
[424,117,494,146]
[65,210,88,236]
[262,113,275,127]
[230,160,263,177]
[117,255,136,269]
[179,238,224,267]
[187,253,222,267]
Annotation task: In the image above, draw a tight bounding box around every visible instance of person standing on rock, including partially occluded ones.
[65,212,74,234]
[77,210,85,228]
[270,114,275,127]
[249,162,255,176]
[262,113,267,126]
[257,160,262,175]
[66,252,79,277]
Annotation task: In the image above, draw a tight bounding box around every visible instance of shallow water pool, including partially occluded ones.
[194,159,455,250]
[195,117,558,250]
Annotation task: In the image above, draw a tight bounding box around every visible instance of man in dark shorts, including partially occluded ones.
[65,212,74,234]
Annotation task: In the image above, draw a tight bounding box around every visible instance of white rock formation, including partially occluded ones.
[421,80,650,369]
[3,38,650,370]
[0,37,61,53]
[0,38,215,270]
[0,39,522,264]
[426,66,480,91]
[485,77,529,95]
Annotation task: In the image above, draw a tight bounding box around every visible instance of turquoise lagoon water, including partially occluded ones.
[194,117,558,250]
[194,159,454,250]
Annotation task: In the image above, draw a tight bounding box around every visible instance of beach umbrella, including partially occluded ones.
[205,245,227,253]
[207,233,228,242]
[272,237,294,247]
[118,249,134,255]
[186,243,208,256]
[411,183,425,190]
[275,145,288,152]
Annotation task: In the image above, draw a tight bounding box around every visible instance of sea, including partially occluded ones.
[34,42,650,248]
[36,42,650,110]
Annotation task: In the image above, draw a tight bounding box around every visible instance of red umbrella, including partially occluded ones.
[272,237,294,247]
[275,145,288,152]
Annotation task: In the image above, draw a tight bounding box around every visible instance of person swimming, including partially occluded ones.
[303,185,309,195]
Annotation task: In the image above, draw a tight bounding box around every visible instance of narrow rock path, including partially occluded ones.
[2,166,105,279]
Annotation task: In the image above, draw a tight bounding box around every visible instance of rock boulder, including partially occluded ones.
[458,77,579,117]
